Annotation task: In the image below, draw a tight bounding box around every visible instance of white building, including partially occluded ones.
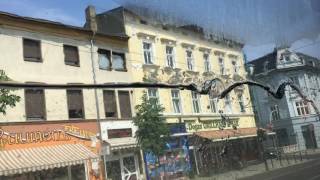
[247,47,320,150]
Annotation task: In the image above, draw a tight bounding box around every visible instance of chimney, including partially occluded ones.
[85,5,98,33]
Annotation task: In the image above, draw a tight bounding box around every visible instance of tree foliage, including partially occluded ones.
[133,92,170,157]
[0,70,20,115]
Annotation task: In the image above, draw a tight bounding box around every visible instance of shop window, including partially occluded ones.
[171,90,182,113]
[203,53,210,72]
[118,91,132,118]
[25,89,46,120]
[98,49,111,70]
[148,88,159,104]
[112,52,126,71]
[66,89,84,119]
[166,46,175,68]
[186,50,194,71]
[103,90,118,118]
[270,105,280,121]
[71,164,86,180]
[23,38,42,62]
[191,91,201,113]
[295,100,310,116]
[108,128,132,139]
[64,45,80,66]
[219,57,225,75]
[143,42,153,64]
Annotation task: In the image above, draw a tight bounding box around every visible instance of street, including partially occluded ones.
[241,158,320,180]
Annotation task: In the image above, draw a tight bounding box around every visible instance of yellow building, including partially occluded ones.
[93,7,258,177]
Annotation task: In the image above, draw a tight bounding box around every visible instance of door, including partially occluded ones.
[106,159,122,180]
[122,155,138,180]
[301,124,317,149]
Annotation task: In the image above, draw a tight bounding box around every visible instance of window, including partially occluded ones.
[224,94,232,113]
[25,89,45,120]
[118,91,132,118]
[147,88,159,104]
[166,46,175,68]
[108,128,132,139]
[191,91,201,113]
[112,52,126,70]
[103,90,117,118]
[295,101,310,116]
[64,45,79,66]
[23,38,42,62]
[219,57,225,75]
[98,49,111,70]
[171,90,182,113]
[203,53,210,72]
[186,50,194,71]
[66,90,84,119]
[238,94,246,112]
[143,42,153,64]
[270,105,280,121]
[276,128,289,146]
[232,60,238,74]
[209,93,217,113]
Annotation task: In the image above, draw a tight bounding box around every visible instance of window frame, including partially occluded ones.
[24,88,46,120]
[147,88,159,104]
[66,89,85,119]
[219,57,225,75]
[186,49,194,71]
[171,89,182,114]
[209,94,217,113]
[191,91,201,113]
[118,90,132,118]
[238,94,246,113]
[203,53,211,72]
[166,45,175,68]
[23,38,42,62]
[295,100,310,116]
[231,59,238,74]
[143,41,154,64]
[98,48,112,70]
[63,44,80,67]
[270,105,280,121]
[112,51,127,71]
[103,90,118,119]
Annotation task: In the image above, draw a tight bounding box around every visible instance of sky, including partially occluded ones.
[0,0,319,61]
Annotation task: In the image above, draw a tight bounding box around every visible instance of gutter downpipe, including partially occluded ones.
[90,32,105,179]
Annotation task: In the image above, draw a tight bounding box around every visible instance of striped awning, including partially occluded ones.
[106,137,137,151]
[0,144,99,176]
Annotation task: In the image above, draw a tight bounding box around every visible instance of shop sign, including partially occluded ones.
[186,119,239,132]
[0,122,98,149]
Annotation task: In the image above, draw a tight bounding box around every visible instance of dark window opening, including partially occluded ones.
[25,89,46,120]
[103,90,117,118]
[67,90,84,119]
[23,38,42,62]
[118,91,132,118]
[64,45,80,66]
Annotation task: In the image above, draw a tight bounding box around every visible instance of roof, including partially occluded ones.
[247,51,278,75]
[0,11,128,40]
[0,143,98,176]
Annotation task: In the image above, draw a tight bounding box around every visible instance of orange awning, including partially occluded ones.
[195,127,258,141]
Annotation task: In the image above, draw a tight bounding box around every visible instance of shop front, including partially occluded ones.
[0,120,102,180]
[101,120,144,180]
[185,117,260,176]
[144,123,192,180]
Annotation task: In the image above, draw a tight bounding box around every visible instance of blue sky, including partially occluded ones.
[0,0,319,61]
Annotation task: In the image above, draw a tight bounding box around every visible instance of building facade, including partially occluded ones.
[0,9,143,180]
[247,48,320,151]
[92,7,258,178]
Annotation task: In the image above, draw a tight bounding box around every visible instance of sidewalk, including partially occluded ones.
[191,149,320,180]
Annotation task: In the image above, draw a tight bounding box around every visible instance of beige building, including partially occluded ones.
[93,7,257,177]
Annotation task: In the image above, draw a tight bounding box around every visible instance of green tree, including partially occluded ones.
[0,70,20,114]
[133,92,170,157]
